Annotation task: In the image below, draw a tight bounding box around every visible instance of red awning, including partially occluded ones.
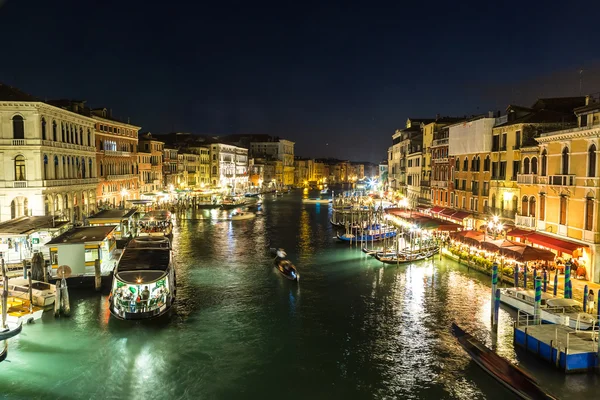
[437,222,463,232]
[431,206,444,213]
[506,228,534,238]
[440,208,457,216]
[448,211,471,221]
[525,233,588,255]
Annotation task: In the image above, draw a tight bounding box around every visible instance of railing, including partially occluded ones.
[548,174,575,186]
[515,214,536,228]
[431,180,448,188]
[12,139,25,146]
[432,138,449,147]
[517,174,539,184]
[421,180,430,187]
[484,206,516,219]
[432,157,449,163]
[510,175,517,181]
[43,178,98,187]
[103,150,131,157]
[513,145,521,150]
[41,140,95,152]
[106,174,137,181]
[491,175,506,180]
[13,181,27,188]
[471,188,479,195]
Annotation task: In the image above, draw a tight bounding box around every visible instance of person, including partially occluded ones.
[276,248,287,259]
[588,289,595,314]
[141,286,150,309]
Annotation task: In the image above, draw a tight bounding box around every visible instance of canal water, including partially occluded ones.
[1,191,598,399]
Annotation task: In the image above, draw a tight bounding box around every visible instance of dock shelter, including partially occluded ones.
[87,209,138,239]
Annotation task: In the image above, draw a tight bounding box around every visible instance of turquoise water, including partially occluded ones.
[1,191,597,399]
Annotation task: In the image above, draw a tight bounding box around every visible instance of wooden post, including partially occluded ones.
[54,280,62,317]
[61,278,71,317]
[2,259,8,329]
[94,259,101,291]
[27,269,33,313]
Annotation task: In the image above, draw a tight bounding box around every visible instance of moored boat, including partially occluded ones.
[451,323,557,400]
[0,321,22,340]
[139,210,173,237]
[231,211,256,221]
[375,248,438,264]
[2,278,56,307]
[109,237,176,320]
[303,198,331,204]
[336,230,396,243]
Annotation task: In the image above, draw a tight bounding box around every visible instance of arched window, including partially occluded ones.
[539,194,545,221]
[484,155,490,172]
[491,194,496,210]
[100,162,104,176]
[471,156,476,171]
[43,154,49,180]
[61,123,66,142]
[87,129,91,146]
[585,197,594,230]
[523,158,530,174]
[531,157,538,175]
[541,150,547,176]
[14,155,26,181]
[559,195,567,225]
[561,147,569,175]
[52,121,58,141]
[512,196,518,212]
[41,117,47,140]
[54,156,59,179]
[12,115,24,139]
[476,156,481,171]
[81,157,86,178]
[529,196,536,218]
[89,159,93,177]
[463,158,468,171]
[455,158,460,171]
[588,144,596,177]
[521,196,529,216]
[212,166,217,175]
[79,128,83,145]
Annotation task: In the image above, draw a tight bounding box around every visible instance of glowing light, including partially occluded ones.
[493,215,499,223]
[136,278,142,283]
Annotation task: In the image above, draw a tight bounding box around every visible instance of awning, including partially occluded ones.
[448,211,471,222]
[506,228,534,238]
[525,233,588,256]
[437,222,463,232]
[440,208,457,216]
[431,206,444,213]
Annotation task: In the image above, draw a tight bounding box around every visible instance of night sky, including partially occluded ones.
[1,0,599,162]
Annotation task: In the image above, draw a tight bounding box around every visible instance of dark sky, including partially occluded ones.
[1,0,599,162]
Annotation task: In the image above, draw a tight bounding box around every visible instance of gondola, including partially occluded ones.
[451,323,557,400]
[274,257,299,281]
[336,231,396,243]
[375,248,438,264]
[0,342,7,363]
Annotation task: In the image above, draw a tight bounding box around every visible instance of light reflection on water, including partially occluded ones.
[0,191,598,399]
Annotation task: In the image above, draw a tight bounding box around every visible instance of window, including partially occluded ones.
[492,162,498,178]
[492,135,499,151]
[499,161,507,178]
[541,150,547,176]
[491,194,496,210]
[523,158,530,174]
[581,114,588,127]
[529,196,536,218]
[585,197,594,230]
[501,133,507,150]
[450,193,454,206]
[41,117,47,140]
[471,157,476,171]
[561,147,569,175]
[62,123,66,142]
[212,166,217,174]
[531,157,538,175]
[85,247,100,262]
[461,179,466,190]
[484,155,490,172]
[515,130,521,149]
[455,158,460,171]
[559,196,567,225]
[12,115,24,139]
[470,198,474,211]
[512,160,519,179]
[521,196,529,216]
[462,197,466,209]
[588,144,596,177]
[14,155,26,181]
[463,158,468,171]
[53,121,58,141]
[474,198,479,211]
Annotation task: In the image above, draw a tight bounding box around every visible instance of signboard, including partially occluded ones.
[32,238,40,244]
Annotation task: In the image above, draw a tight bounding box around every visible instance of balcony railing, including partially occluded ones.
[431,180,448,188]
[42,178,98,187]
[12,139,25,146]
[515,214,536,229]
[106,174,137,181]
[432,157,449,163]
[103,150,131,157]
[421,180,430,187]
[483,206,516,219]
[512,145,521,150]
[516,174,538,184]
[41,140,95,152]
[432,138,449,147]
[548,174,575,186]
[13,181,27,188]
[491,175,506,181]
[472,188,479,196]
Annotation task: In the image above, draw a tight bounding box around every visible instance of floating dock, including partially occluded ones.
[514,323,599,372]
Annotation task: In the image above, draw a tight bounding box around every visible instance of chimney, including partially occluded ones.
[436,113,440,120]
[488,111,493,118]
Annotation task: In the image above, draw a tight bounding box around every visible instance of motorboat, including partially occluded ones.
[231,211,255,221]
[244,193,260,198]
[139,210,173,237]
[375,248,438,264]
[2,278,56,307]
[275,191,284,197]
[221,197,246,209]
[1,297,44,324]
[109,236,176,320]
[303,198,332,204]
[499,288,597,330]
[451,323,557,400]
[196,202,221,209]
[336,230,397,243]
[320,188,329,194]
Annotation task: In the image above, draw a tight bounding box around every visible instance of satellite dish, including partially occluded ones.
[56,265,72,279]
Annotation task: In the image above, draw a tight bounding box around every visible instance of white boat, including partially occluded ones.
[499,288,597,330]
[303,198,332,204]
[3,278,56,307]
[109,237,176,320]
[320,188,328,194]
[139,210,173,237]
[231,211,255,221]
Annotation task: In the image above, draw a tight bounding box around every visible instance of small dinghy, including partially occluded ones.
[451,323,557,400]
[270,248,299,281]
[231,211,255,221]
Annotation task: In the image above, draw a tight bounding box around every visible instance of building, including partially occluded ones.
[249,138,295,186]
[431,126,451,208]
[138,132,164,194]
[0,84,98,223]
[294,157,313,186]
[514,94,600,282]
[209,143,248,192]
[183,152,201,188]
[163,147,179,189]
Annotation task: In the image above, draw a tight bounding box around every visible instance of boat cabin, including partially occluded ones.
[503,288,552,306]
[86,209,138,240]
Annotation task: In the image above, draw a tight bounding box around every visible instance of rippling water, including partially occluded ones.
[1,191,597,399]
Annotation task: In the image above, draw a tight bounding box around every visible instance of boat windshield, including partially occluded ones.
[112,275,170,314]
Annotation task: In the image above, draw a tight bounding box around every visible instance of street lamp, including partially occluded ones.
[120,188,128,209]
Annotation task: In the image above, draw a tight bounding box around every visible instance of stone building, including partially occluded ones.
[138,132,164,194]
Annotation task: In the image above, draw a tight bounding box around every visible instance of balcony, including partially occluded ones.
[421,180,430,187]
[432,138,449,147]
[13,181,27,188]
[484,206,516,219]
[517,174,539,184]
[431,180,448,188]
[515,214,536,229]
[41,140,95,152]
[106,174,137,181]
[512,145,521,150]
[548,174,575,186]
[432,157,449,163]
[42,178,98,187]
[471,188,479,196]
[103,150,131,157]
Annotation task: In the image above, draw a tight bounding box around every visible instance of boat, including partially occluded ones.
[1,278,56,307]
[196,202,221,209]
[1,297,44,324]
[221,197,247,209]
[451,323,557,400]
[499,288,597,330]
[303,198,332,204]
[320,188,329,194]
[0,321,22,340]
[108,236,176,320]
[244,193,260,198]
[336,230,397,243]
[139,210,173,237]
[329,218,344,227]
[231,211,256,221]
[375,248,438,264]
[273,257,299,281]
[275,191,284,197]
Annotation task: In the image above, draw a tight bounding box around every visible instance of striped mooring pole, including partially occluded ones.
[533,277,542,324]
[491,262,498,323]
[543,270,547,293]
[564,261,572,299]
[553,271,558,296]
[583,285,589,312]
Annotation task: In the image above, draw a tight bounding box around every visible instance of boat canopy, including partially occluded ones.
[117,249,171,272]
[116,270,166,284]
[546,298,581,308]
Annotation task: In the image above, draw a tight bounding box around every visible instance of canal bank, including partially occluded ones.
[1,191,598,399]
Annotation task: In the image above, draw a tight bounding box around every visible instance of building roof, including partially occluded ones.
[531,96,586,113]
[494,109,576,128]
[87,209,138,222]
[0,216,68,236]
[46,226,117,245]
[0,82,41,102]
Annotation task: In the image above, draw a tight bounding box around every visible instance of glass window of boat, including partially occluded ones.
[50,250,58,265]
[112,276,170,312]
[85,247,100,262]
